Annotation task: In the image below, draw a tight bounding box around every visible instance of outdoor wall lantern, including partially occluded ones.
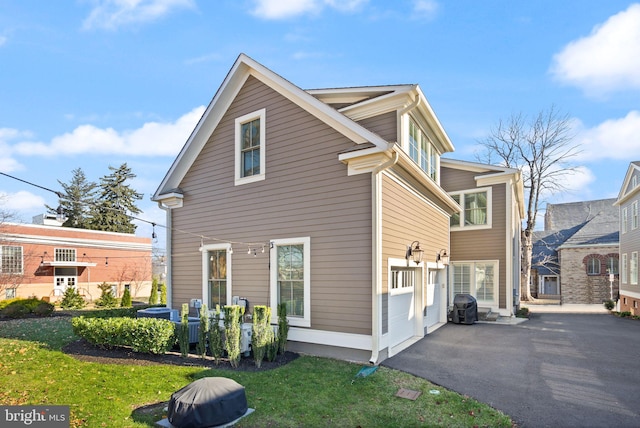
[406,241,424,265]
[436,249,450,267]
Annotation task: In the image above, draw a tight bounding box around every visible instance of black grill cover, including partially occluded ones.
[167,377,248,428]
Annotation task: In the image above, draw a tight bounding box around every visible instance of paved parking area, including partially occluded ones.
[383,313,640,428]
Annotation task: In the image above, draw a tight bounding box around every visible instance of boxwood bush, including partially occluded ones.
[0,298,54,319]
[71,316,175,354]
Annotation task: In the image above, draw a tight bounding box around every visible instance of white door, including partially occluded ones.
[425,268,441,328]
[54,267,77,296]
[543,276,559,294]
[389,266,417,349]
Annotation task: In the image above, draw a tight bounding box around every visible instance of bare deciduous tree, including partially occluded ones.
[476,105,580,301]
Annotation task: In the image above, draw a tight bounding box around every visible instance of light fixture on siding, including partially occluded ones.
[436,249,450,267]
[105,257,109,267]
[406,241,424,265]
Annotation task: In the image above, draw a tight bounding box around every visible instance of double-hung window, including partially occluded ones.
[631,252,638,285]
[201,244,231,309]
[633,201,639,230]
[622,254,628,284]
[622,207,628,234]
[607,256,619,275]
[0,246,23,274]
[235,108,266,185]
[270,237,310,327]
[450,188,492,229]
[407,118,439,182]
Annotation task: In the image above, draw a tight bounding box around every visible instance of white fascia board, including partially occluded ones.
[337,87,416,121]
[614,163,640,206]
[413,85,455,153]
[441,157,517,174]
[153,54,389,198]
[307,85,412,105]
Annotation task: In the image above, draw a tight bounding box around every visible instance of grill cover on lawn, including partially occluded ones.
[451,293,478,325]
[167,377,248,428]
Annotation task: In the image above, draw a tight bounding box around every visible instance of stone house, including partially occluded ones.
[531,199,619,304]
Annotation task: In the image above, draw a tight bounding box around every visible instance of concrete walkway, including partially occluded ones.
[522,303,609,314]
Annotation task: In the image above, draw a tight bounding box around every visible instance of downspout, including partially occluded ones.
[157,201,172,310]
[370,146,399,365]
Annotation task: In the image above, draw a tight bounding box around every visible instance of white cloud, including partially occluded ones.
[251,0,367,19]
[550,4,640,95]
[0,190,46,212]
[13,106,204,157]
[574,110,640,160]
[413,0,438,18]
[82,0,195,30]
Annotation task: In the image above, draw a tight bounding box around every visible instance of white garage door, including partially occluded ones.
[425,269,440,328]
[389,267,416,348]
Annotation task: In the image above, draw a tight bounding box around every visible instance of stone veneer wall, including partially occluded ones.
[560,247,620,304]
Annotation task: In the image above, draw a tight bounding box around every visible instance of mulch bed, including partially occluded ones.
[62,338,298,371]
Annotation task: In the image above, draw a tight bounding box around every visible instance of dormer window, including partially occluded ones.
[408,118,439,182]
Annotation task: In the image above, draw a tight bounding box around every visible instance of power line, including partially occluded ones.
[0,171,268,249]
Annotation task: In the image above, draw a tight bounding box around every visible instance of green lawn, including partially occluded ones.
[0,317,513,427]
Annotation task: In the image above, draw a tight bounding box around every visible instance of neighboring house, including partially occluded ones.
[440,159,525,316]
[614,161,640,314]
[152,54,521,363]
[0,214,153,301]
[531,199,619,304]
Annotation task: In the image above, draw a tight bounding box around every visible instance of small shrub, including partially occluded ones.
[277,302,290,354]
[71,316,175,354]
[0,302,30,319]
[149,278,159,305]
[95,283,118,308]
[0,298,55,319]
[60,287,86,310]
[33,301,55,317]
[619,311,632,318]
[516,307,529,318]
[159,283,167,305]
[196,304,210,359]
[120,288,132,307]
[209,306,224,364]
[223,305,244,368]
[178,303,190,358]
[252,305,274,368]
[266,336,278,362]
[603,299,615,310]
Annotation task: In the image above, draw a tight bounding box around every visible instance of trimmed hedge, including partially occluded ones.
[71,316,175,354]
[0,298,54,319]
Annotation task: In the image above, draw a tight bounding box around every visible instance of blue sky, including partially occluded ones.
[1,0,640,244]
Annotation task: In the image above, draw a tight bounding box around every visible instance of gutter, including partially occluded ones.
[370,145,399,364]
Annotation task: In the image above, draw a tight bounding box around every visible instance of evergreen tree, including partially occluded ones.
[88,163,142,233]
[47,168,97,228]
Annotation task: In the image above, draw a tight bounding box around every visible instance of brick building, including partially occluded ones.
[531,199,619,304]
[0,215,153,302]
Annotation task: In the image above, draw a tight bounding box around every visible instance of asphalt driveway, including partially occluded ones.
[382,313,640,428]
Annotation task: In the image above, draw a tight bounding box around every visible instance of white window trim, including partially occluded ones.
[234,108,266,186]
[403,115,440,184]
[388,257,421,296]
[54,248,77,262]
[200,243,232,308]
[633,201,639,230]
[631,252,638,285]
[622,207,628,234]
[622,253,628,284]
[449,187,493,231]
[270,237,311,328]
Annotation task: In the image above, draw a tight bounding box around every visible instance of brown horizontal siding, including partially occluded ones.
[170,75,374,335]
[381,173,450,332]
[357,111,397,142]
